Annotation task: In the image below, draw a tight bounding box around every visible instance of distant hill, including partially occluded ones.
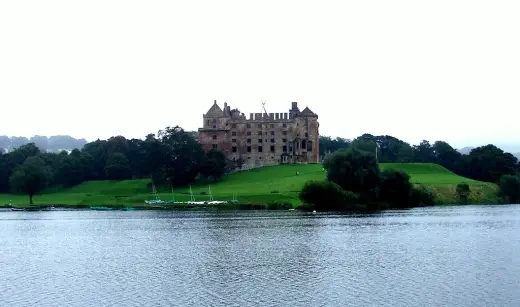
[457,147,474,155]
[0,135,87,153]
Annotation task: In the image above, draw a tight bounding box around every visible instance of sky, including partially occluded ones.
[1,1,519,151]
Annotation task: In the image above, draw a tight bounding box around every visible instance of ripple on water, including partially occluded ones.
[0,206,520,306]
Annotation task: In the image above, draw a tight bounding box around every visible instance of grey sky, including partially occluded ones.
[1,1,519,151]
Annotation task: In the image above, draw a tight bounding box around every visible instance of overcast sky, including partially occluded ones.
[1,1,519,151]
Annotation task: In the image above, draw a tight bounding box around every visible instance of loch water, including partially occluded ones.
[1,205,519,306]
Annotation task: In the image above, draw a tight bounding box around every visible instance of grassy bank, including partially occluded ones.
[0,163,499,208]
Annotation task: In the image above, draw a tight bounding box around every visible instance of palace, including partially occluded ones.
[197,100,319,169]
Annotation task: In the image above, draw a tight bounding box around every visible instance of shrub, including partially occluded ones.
[498,175,520,204]
[456,182,471,204]
[410,185,435,206]
[323,148,380,202]
[299,180,360,211]
[379,169,413,208]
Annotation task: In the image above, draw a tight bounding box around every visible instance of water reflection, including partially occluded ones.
[0,206,519,306]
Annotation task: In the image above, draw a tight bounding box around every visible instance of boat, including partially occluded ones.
[11,207,25,211]
[144,180,166,205]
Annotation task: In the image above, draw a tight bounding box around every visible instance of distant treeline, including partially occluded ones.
[319,134,519,183]
[0,135,87,153]
[0,129,518,199]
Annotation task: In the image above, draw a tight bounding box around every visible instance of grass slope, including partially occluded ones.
[0,163,498,207]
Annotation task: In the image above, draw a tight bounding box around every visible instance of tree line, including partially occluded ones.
[0,126,227,204]
[320,134,519,183]
[1,128,518,204]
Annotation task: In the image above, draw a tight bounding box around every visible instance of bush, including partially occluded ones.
[498,175,520,204]
[410,185,435,206]
[267,200,292,210]
[379,169,413,208]
[456,182,471,204]
[299,180,360,211]
[323,148,380,202]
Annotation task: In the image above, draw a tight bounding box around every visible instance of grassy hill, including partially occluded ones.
[0,163,498,207]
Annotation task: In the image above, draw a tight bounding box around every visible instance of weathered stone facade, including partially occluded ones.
[198,100,319,169]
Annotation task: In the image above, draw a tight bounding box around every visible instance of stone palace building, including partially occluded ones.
[198,100,319,169]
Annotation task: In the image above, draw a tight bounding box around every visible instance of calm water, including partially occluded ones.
[1,205,520,307]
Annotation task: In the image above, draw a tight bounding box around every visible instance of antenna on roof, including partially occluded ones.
[261,100,267,114]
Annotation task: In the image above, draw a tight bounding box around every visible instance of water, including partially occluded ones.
[1,205,520,307]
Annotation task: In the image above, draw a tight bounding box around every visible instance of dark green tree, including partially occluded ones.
[9,156,52,204]
[299,180,360,211]
[463,145,518,182]
[104,153,132,180]
[498,175,520,204]
[379,169,414,207]
[200,149,227,181]
[158,126,206,186]
[323,148,380,201]
[433,141,462,173]
[413,140,435,163]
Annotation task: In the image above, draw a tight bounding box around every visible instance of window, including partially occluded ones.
[258,146,263,152]
[212,144,217,149]
[258,124,262,128]
[283,131,287,135]
[305,133,308,138]
[283,146,287,152]
[232,123,237,128]
[232,139,236,143]
[247,131,251,136]
[213,125,216,128]
[270,131,275,136]
[258,139,263,143]
[247,146,251,152]
[270,146,275,152]
[247,139,251,143]
[270,124,274,128]
[270,139,275,143]
[282,138,287,143]
[206,120,209,126]
[232,147,237,152]
[283,123,287,128]
[247,123,251,128]
[212,135,217,140]
[232,132,236,136]
[258,132,262,136]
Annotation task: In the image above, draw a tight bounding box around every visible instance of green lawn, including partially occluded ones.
[0,163,497,207]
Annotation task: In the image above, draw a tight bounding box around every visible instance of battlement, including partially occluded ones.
[203,100,316,121]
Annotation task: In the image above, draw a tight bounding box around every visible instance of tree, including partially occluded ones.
[104,153,132,180]
[158,126,206,186]
[498,175,520,204]
[433,141,462,173]
[463,145,518,182]
[299,180,360,211]
[323,148,380,201]
[456,183,471,204]
[350,138,377,157]
[200,149,227,180]
[413,140,435,163]
[379,169,414,207]
[9,156,52,204]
